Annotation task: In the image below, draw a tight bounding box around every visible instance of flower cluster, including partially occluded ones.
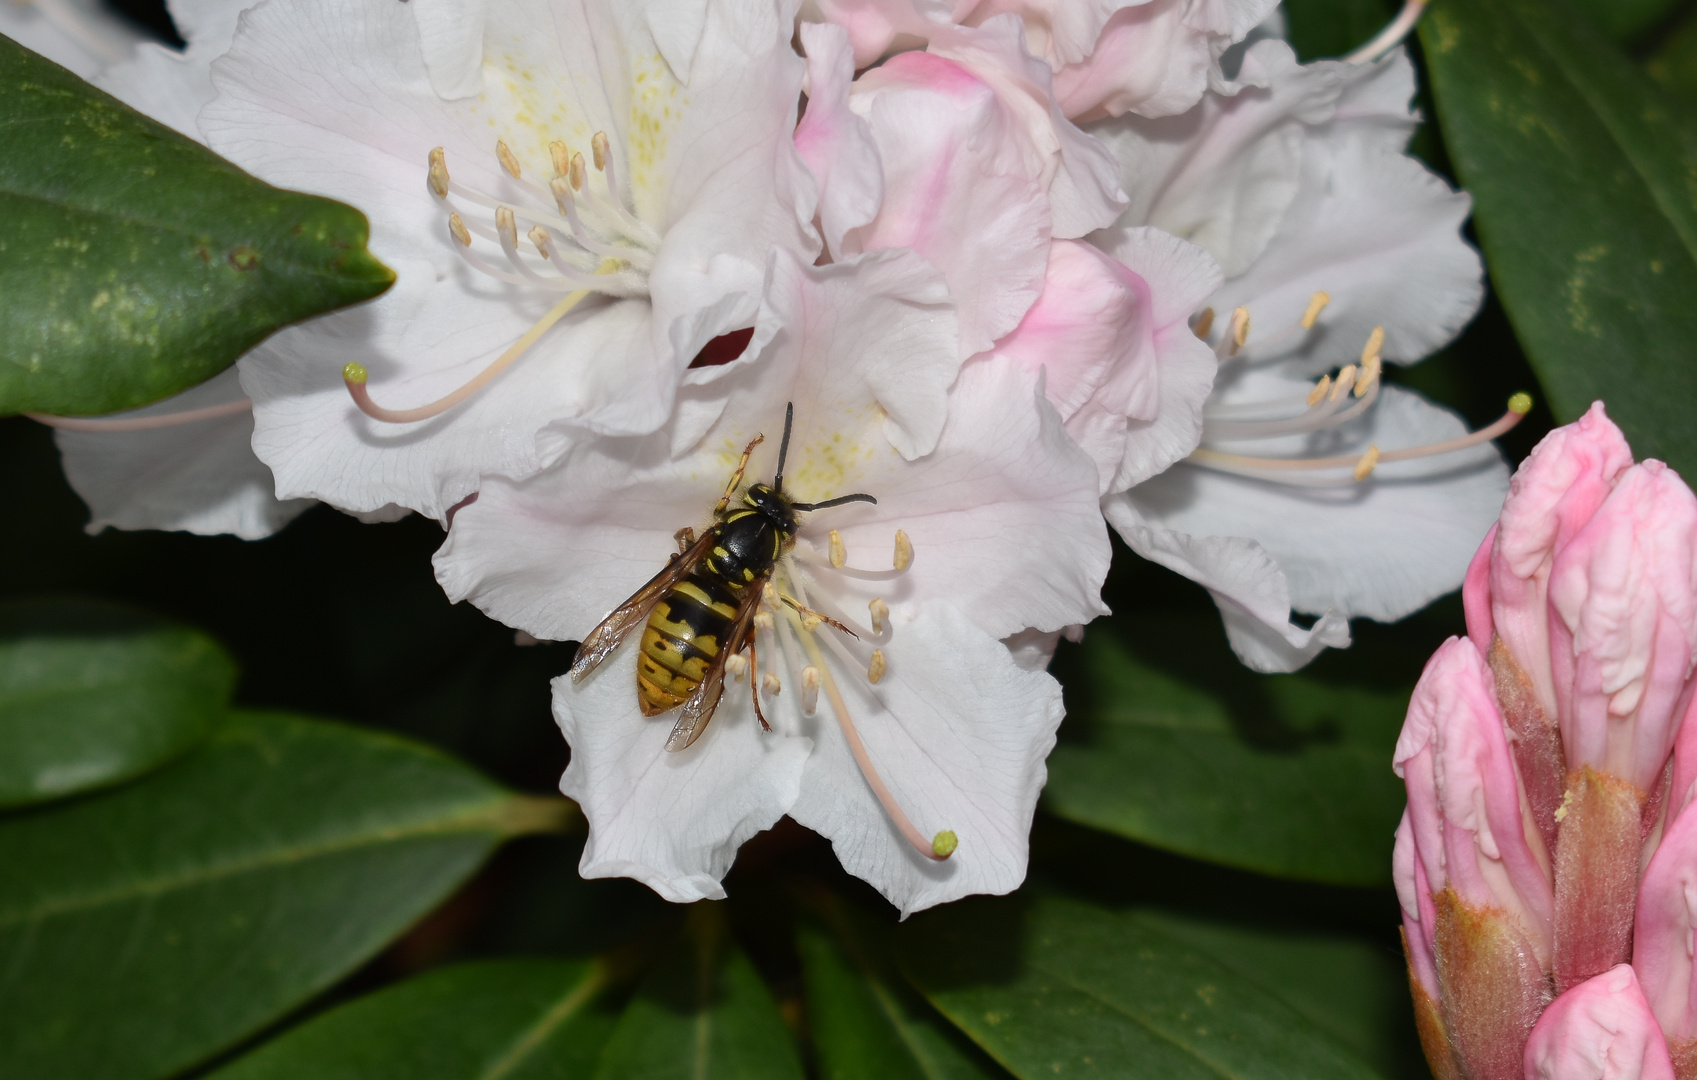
[36,0,1517,909]
[1396,404,1697,1080]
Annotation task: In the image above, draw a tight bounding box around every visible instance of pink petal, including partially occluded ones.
[1525,966,1677,1080]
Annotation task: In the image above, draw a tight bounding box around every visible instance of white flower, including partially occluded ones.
[434,247,1109,914]
[1088,37,1512,671]
[194,0,823,521]
[1,0,143,80]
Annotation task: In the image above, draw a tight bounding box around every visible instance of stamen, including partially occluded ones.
[428,147,450,198]
[28,397,253,433]
[763,672,782,696]
[783,605,954,862]
[725,653,748,681]
[342,289,589,423]
[1328,364,1357,402]
[569,152,586,192]
[867,649,886,685]
[801,665,821,714]
[591,131,609,172]
[754,611,775,635]
[1187,393,1534,484]
[1217,306,1250,359]
[549,141,570,177]
[1307,376,1332,407]
[1193,307,1215,340]
[829,529,846,568]
[802,614,823,632]
[1301,291,1330,330]
[448,213,472,247]
[528,225,551,256]
[495,206,518,248]
[893,530,913,571]
[496,139,522,179]
[868,597,888,636]
[1346,0,1427,64]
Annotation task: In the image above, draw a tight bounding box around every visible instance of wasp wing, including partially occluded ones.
[570,529,717,682]
[664,591,761,752]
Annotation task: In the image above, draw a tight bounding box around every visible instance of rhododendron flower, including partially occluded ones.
[1397,405,1697,1080]
[804,0,1278,121]
[194,0,821,521]
[435,248,1109,913]
[1090,37,1509,671]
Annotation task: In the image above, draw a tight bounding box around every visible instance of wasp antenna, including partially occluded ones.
[773,402,795,494]
[792,492,877,512]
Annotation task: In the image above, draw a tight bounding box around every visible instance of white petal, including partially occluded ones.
[1105,497,1352,672]
[1,0,142,78]
[1131,380,1510,623]
[410,0,486,99]
[555,655,811,903]
[787,602,1065,916]
[51,369,312,540]
[795,21,884,256]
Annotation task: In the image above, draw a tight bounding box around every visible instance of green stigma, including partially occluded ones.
[932,830,958,858]
[1508,392,1533,415]
[343,362,368,384]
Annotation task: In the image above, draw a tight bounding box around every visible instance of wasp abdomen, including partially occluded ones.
[637,569,745,716]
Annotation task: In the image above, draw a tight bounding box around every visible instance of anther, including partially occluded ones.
[549,141,570,177]
[802,615,822,633]
[754,611,775,635]
[1301,291,1330,330]
[868,597,888,635]
[592,131,609,172]
[893,530,913,572]
[725,653,748,681]
[549,176,573,215]
[801,666,820,714]
[448,213,472,247]
[1357,327,1385,398]
[1307,375,1332,407]
[1228,307,1250,354]
[763,672,782,696]
[1328,364,1357,403]
[427,146,449,198]
[569,152,586,192]
[495,206,518,248]
[828,529,845,568]
[1354,445,1381,481]
[528,225,551,256]
[496,139,522,179]
[762,581,779,607]
[1193,307,1215,340]
[867,649,886,685]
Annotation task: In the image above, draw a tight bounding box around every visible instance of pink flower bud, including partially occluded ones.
[1549,460,1697,795]
[1463,403,1634,851]
[1396,636,1554,1080]
[1634,798,1697,1072]
[1524,965,1677,1080]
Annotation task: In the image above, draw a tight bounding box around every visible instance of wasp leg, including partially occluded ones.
[779,594,858,638]
[714,434,765,515]
[747,631,771,733]
[674,526,696,553]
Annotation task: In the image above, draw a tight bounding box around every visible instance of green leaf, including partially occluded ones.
[592,906,805,1080]
[1647,6,1697,102]
[207,959,616,1080]
[798,912,1010,1080]
[0,38,393,417]
[1565,0,1686,43]
[1279,0,1397,61]
[0,598,235,807]
[1138,911,1420,1080]
[899,894,1384,1080]
[1418,0,1697,476]
[0,710,570,1080]
[1043,616,1406,886]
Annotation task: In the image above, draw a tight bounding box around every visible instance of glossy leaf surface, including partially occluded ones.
[593,909,805,1080]
[0,711,564,1080]
[1419,0,1697,476]
[208,959,615,1080]
[1043,618,1406,886]
[0,38,392,417]
[900,894,1383,1080]
[0,598,234,807]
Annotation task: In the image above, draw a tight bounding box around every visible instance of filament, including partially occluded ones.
[28,396,253,432]
[343,290,589,423]
[1345,0,1427,64]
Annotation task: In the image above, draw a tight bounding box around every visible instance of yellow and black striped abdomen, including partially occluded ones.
[637,569,746,715]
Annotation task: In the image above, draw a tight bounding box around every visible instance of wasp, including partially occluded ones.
[568,404,877,751]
